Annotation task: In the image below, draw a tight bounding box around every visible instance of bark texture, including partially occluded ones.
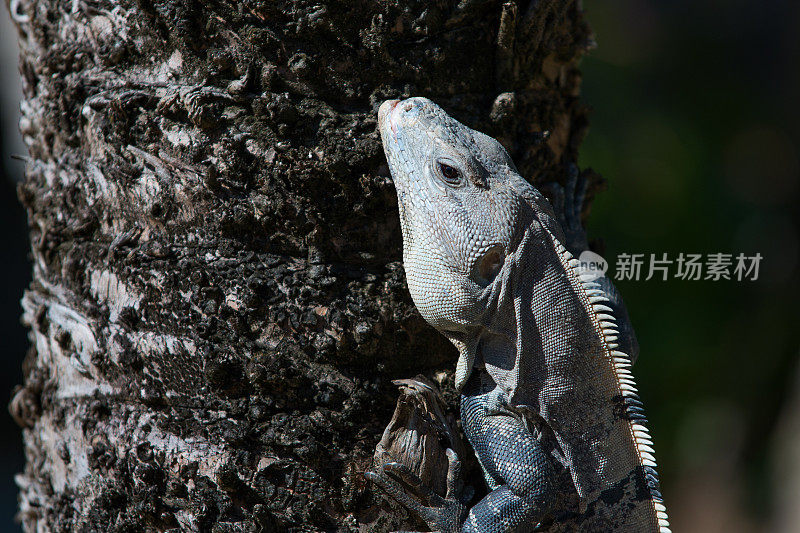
[8,0,596,530]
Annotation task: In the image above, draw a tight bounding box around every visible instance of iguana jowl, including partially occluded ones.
[368,98,670,532]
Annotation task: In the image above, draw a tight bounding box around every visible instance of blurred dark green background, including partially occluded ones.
[580,1,800,531]
[1,1,798,531]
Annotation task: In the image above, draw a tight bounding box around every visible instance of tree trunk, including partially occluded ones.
[8,0,594,530]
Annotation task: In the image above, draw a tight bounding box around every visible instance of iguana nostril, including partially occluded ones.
[477,246,505,283]
[403,102,414,112]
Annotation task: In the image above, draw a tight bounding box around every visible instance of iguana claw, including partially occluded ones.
[366,449,471,533]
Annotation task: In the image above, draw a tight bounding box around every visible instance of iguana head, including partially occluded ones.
[377,97,553,336]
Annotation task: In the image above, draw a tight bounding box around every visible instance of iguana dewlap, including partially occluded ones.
[370,97,670,533]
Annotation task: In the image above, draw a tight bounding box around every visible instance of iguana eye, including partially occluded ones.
[436,160,464,188]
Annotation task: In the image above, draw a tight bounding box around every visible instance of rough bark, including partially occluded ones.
[7,0,595,531]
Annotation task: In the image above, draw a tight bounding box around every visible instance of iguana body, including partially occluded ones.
[369,98,670,532]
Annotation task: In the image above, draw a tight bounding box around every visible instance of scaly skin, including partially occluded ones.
[368,98,670,532]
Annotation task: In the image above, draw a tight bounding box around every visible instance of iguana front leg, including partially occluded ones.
[368,416,556,533]
[455,373,557,532]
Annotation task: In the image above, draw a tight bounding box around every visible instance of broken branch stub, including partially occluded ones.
[373,376,468,497]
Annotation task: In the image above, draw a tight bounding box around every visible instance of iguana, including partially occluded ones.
[366,98,670,533]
